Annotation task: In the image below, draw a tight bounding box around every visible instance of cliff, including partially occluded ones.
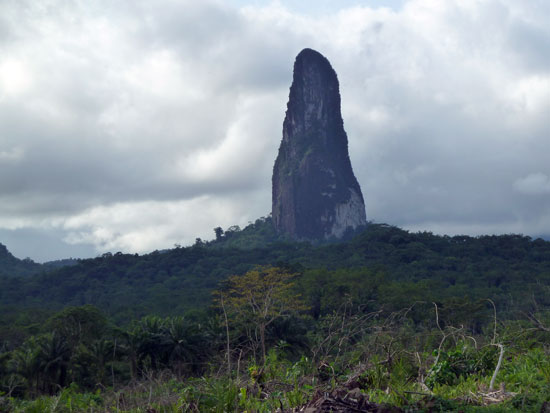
[272,48,367,240]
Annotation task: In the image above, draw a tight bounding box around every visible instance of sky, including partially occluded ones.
[0,0,549,262]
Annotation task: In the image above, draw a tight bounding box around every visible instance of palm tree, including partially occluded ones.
[87,338,114,386]
[36,333,70,394]
[122,316,165,379]
[121,328,143,381]
[162,316,201,377]
[136,316,165,372]
[11,340,41,396]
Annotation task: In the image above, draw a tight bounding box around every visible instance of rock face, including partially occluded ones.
[272,48,367,240]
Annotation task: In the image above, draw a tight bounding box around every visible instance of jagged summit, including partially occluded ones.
[272,48,367,240]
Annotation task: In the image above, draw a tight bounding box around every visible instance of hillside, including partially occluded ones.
[2,219,550,328]
[0,243,43,278]
[2,221,550,411]
[0,242,78,279]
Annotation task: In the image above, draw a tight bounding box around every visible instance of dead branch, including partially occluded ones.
[489,343,505,391]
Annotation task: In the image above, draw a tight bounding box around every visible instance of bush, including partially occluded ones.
[427,344,497,388]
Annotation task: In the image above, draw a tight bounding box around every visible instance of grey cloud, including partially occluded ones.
[0,1,279,208]
[508,21,550,72]
[0,227,96,262]
[514,173,550,195]
[333,1,550,237]
[140,1,245,54]
[0,0,549,260]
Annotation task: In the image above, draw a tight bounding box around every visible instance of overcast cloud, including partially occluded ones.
[0,0,548,262]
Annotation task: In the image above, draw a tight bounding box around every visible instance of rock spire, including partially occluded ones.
[272,48,367,240]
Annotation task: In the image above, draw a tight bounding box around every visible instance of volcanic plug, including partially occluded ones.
[272,48,367,240]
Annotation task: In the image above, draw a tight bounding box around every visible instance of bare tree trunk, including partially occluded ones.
[260,324,266,365]
[237,349,243,383]
[112,339,116,388]
[220,295,231,375]
[487,299,504,391]
[490,344,505,391]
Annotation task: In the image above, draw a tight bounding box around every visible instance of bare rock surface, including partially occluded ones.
[272,48,366,240]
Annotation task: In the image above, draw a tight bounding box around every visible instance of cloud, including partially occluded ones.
[0,147,23,163]
[514,173,550,195]
[0,58,33,96]
[60,192,270,254]
[0,0,549,260]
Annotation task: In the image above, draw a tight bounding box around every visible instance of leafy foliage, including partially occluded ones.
[2,221,550,330]
[215,267,308,363]
[2,221,550,411]
[426,344,497,388]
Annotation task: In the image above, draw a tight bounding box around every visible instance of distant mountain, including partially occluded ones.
[0,242,78,277]
[41,258,79,272]
[0,242,42,277]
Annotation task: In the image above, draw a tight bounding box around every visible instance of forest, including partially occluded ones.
[1,219,550,412]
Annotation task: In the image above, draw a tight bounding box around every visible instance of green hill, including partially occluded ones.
[2,220,550,327]
[2,221,550,411]
[0,242,43,278]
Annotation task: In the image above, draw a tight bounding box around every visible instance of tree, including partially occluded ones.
[133,316,165,372]
[215,267,308,364]
[86,338,115,386]
[162,316,202,376]
[11,339,41,396]
[121,328,143,381]
[36,333,71,393]
[46,305,108,351]
[214,227,224,241]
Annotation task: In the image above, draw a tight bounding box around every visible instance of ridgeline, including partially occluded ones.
[2,219,550,329]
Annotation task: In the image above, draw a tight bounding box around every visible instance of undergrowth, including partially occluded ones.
[2,344,550,412]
